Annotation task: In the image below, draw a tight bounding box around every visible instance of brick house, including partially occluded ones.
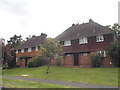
[15,33,47,67]
[56,19,116,67]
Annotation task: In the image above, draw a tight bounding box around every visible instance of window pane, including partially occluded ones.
[28,48,32,52]
[64,40,71,46]
[96,35,104,42]
[35,47,38,51]
[79,37,88,44]
[21,49,24,53]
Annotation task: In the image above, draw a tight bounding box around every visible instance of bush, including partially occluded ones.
[91,55,102,67]
[27,61,34,67]
[27,56,43,68]
[8,59,16,68]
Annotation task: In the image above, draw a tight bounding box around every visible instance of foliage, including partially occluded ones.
[105,23,120,30]
[111,23,120,30]
[3,45,16,68]
[91,55,102,67]
[3,35,23,68]
[108,39,120,67]
[8,50,16,67]
[107,23,120,67]
[7,34,23,49]
[3,66,119,86]
[27,56,43,68]
[26,35,36,40]
[40,38,63,73]
[27,60,33,67]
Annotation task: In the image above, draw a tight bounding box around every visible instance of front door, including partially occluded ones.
[25,58,28,66]
[74,53,79,66]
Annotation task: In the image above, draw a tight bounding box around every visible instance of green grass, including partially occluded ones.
[2,79,74,88]
[3,65,119,86]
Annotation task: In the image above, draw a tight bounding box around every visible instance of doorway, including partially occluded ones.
[25,58,28,66]
[74,53,79,66]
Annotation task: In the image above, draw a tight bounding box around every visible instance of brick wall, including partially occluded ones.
[63,34,114,53]
[16,59,26,67]
[16,50,42,58]
[64,54,73,66]
[101,54,113,67]
[79,53,91,67]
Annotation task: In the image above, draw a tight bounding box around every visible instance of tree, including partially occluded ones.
[3,34,23,68]
[40,38,63,74]
[7,34,23,49]
[26,35,36,40]
[107,23,120,67]
[3,44,16,68]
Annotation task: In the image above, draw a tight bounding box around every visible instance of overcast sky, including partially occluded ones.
[0,0,119,42]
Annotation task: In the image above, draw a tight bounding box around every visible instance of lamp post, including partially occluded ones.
[0,38,5,67]
[0,38,4,89]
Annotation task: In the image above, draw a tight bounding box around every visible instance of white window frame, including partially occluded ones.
[83,53,88,56]
[28,48,32,52]
[16,58,18,62]
[64,40,71,46]
[96,35,104,42]
[79,37,88,44]
[35,46,39,51]
[97,51,106,57]
[21,49,24,53]
[16,50,18,53]
[66,54,71,56]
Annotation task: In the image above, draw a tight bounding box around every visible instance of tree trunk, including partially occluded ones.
[46,59,51,74]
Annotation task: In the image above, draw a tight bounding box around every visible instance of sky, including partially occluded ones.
[0,0,119,43]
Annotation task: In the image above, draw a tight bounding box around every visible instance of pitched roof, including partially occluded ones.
[15,33,47,50]
[55,19,115,41]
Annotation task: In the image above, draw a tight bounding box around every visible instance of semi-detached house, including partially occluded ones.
[15,33,47,67]
[55,19,116,67]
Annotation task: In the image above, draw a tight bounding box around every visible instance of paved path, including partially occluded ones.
[2,76,118,88]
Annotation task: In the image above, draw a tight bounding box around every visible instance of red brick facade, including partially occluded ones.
[61,33,115,67]
[62,52,113,68]
[16,49,42,67]
[63,34,114,53]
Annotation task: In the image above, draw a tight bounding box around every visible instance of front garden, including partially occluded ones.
[2,65,119,87]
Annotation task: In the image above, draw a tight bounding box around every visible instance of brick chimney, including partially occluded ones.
[40,33,47,43]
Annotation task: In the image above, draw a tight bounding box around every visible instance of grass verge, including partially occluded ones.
[2,79,75,88]
[3,65,119,86]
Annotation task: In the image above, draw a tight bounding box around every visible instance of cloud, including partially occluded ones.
[0,0,28,16]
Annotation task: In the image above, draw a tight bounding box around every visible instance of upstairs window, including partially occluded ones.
[28,48,32,52]
[96,35,104,42]
[64,40,71,46]
[97,51,106,57]
[79,37,88,44]
[35,46,39,51]
[16,50,18,53]
[21,49,24,53]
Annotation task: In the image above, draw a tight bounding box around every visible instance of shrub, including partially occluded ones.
[8,59,16,68]
[91,55,102,67]
[40,59,49,66]
[27,56,44,68]
[27,61,34,67]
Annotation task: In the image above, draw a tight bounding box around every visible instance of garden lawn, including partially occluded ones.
[2,79,74,88]
[3,65,119,86]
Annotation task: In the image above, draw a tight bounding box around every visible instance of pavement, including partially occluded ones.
[2,76,118,88]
